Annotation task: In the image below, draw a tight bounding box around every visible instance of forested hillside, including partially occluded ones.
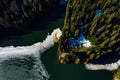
[58,0,120,64]
[0,0,66,36]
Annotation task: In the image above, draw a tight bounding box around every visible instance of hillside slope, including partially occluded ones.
[0,0,65,36]
[58,0,120,64]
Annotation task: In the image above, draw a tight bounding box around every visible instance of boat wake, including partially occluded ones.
[85,59,120,71]
[0,28,62,80]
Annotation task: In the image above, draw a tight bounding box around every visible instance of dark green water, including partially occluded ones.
[0,13,113,80]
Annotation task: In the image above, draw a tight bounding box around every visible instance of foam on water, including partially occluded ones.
[0,28,61,61]
[0,27,119,74]
[85,59,120,71]
[84,45,120,71]
[0,28,62,80]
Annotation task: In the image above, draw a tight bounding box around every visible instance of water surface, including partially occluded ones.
[0,13,113,80]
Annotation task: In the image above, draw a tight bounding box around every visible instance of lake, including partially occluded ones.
[0,12,113,80]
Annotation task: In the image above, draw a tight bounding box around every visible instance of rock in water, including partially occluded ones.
[58,0,120,64]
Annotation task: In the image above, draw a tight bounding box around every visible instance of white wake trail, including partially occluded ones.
[82,39,120,71]
[85,59,120,71]
[84,41,120,71]
[0,28,61,61]
[0,28,62,80]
